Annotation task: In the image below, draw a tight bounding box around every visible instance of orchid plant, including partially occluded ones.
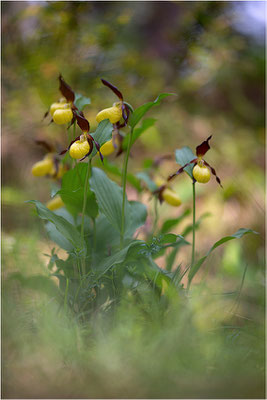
[28,75,256,320]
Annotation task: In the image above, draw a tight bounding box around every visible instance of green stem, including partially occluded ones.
[191,181,196,267]
[92,218,96,253]
[81,157,92,274]
[152,196,159,236]
[72,123,76,168]
[64,278,69,313]
[120,128,133,248]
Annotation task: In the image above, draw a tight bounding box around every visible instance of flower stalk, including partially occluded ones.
[81,156,92,274]
[191,180,196,268]
[120,127,133,248]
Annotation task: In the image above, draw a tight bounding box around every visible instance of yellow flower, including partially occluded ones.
[155,176,181,207]
[96,104,122,124]
[162,189,181,207]
[49,98,67,116]
[193,162,211,184]
[31,154,54,177]
[46,196,64,211]
[99,138,117,156]
[69,136,90,159]
[53,107,73,125]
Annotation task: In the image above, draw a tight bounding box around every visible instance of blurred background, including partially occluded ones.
[2,1,265,397]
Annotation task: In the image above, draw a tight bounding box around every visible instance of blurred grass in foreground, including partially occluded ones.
[2,230,264,399]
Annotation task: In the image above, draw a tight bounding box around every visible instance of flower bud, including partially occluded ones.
[162,189,181,207]
[46,196,64,211]
[53,108,73,125]
[96,105,122,124]
[100,139,116,156]
[69,138,90,159]
[193,164,211,183]
[31,156,54,177]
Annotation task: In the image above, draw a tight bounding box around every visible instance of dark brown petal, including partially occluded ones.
[153,186,166,204]
[101,78,123,100]
[196,135,212,157]
[93,140,104,163]
[42,110,49,121]
[73,111,90,133]
[59,135,81,155]
[59,74,75,103]
[35,139,54,153]
[168,159,197,181]
[203,160,223,188]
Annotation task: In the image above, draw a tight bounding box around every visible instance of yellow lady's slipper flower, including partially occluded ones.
[168,136,222,188]
[69,136,90,159]
[99,138,118,156]
[193,161,211,184]
[155,176,181,207]
[46,196,64,211]
[31,154,54,177]
[162,189,182,207]
[49,98,67,116]
[53,107,73,125]
[96,104,123,124]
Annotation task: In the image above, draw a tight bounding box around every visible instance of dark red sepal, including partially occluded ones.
[203,160,223,188]
[59,74,75,103]
[196,135,212,157]
[42,110,49,121]
[35,139,54,153]
[93,140,104,163]
[153,185,166,204]
[101,79,123,101]
[73,111,90,133]
[168,159,197,181]
[59,135,81,156]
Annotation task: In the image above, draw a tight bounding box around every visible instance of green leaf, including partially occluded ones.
[46,221,74,252]
[95,241,144,277]
[90,168,147,237]
[57,163,98,219]
[175,146,196,178]
[161,208,191,234]
[188,228,258,285]
[90,167,131,233]
[126,201,147,237]
[123,118,156,150]
[129,93,176,129]
[27,200,85,252]
[136,171,158,192]
[90,119,113,157]
[97,158,142,192]
[74,93,91,111]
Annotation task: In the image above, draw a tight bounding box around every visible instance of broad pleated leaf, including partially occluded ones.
[90,119,113,157]
[90,167,131,233]
[27,200,84,252]
[129,93,176,129]
[123,118,156,149]
[57,163,98,218]
[74,93,91,111]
